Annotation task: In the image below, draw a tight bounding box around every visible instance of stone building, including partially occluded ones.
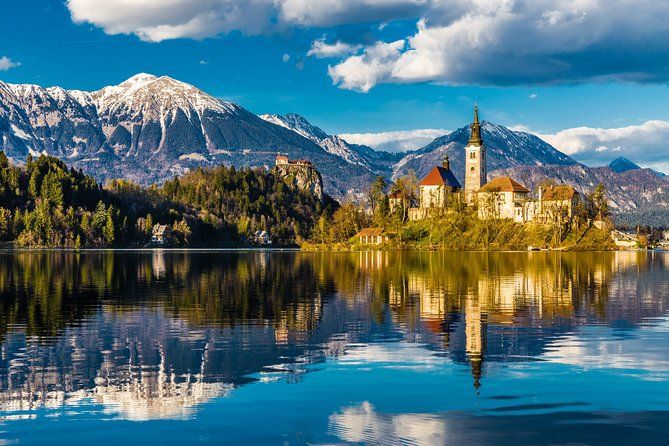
[418,157,461,208]
[477,177,533,222]
[151,224,170,245]
[273,154,323,201]
[538,185,580,221]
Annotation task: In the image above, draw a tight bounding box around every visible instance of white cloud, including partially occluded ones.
[66,0,426,42]
[328,40,405,93]
[67,0,278,41]
[533,120,669,171]
[340,128,448,152]
[199,59,209,65]
[307,38,361,58]
[329,1,669,91]
[0,57,20,71]
[65,1,669,90]
[529,93,538,100]
[282,53,290,63]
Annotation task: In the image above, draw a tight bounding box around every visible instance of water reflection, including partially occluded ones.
[0,250,667,426]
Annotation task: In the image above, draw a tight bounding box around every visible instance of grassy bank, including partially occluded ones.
[301,213,615,251]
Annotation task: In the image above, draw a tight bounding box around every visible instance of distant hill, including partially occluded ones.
[607,157,641,173]
[393,121,578,181]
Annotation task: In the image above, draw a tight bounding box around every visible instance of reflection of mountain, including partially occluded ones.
[0,250,667,417]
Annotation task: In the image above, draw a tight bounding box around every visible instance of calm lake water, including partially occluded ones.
[0,250,668,445]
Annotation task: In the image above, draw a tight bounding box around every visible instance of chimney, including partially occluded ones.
[442,156,450,170]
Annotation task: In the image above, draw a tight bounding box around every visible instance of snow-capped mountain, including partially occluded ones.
[394,122,669,213]
[394,121,578,181]
[3,73,668,214]
[260,113,401,175]
[0,74,376,196]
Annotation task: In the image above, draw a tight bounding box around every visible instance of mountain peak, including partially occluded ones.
[395,121,578,182]
[260,113,329,143]
[608,156,640,173]
[119,73,159,87]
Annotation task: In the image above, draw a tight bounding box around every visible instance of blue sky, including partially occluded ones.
[2,0,669,169]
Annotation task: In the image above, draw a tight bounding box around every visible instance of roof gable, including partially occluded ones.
[419,166,462,188]
[478,176,530,193]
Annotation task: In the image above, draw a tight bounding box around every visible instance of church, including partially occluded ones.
[409,106,579,223]
[409,105,489,220]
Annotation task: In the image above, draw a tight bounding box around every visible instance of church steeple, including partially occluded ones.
[464,104,486,202]
[467,104,482,146]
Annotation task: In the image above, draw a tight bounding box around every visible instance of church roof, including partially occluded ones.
[419,165,462,188]
[478,176,530,193]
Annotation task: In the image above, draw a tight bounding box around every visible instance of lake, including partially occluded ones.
[0,250,668,445]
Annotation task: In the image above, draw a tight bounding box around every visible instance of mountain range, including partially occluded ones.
[0,74,380,196]
[1,73,667,216]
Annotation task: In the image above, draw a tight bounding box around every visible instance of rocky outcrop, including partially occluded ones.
[273,162,324,201]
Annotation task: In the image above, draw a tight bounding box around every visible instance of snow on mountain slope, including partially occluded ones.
[260,113,401,174]
[394,121,578,182]
[0,75,376,196]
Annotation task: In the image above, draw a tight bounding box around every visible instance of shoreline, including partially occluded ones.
[0,246,653,253]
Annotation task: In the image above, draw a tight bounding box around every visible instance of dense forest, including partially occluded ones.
[0,152,334,248]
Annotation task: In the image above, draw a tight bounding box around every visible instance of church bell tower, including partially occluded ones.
[464,105,486,202]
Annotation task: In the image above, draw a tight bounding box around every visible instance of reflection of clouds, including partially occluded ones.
[329,402,447,446]
[0,309,236,420]
[543,321,669,379]
[338,343,446,370]
[92,379,232,421]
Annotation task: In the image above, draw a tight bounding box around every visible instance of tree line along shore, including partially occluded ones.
[0,151,628,251]
[0,152,333,249]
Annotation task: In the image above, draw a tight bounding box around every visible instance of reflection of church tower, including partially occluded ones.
[465,293,486,390]
[464,105,486,203]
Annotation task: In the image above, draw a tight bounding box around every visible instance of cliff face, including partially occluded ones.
[273,163,324,201]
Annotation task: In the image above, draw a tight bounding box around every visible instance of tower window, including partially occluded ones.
[470,166,475,171]
[470,152,476,159]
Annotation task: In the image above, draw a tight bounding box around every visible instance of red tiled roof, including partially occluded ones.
[419,166,462,188]
[478,176,530,193]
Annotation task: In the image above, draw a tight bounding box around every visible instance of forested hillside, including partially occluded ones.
[0,152,331,248]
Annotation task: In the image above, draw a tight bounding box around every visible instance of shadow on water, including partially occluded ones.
[0,250,668,443]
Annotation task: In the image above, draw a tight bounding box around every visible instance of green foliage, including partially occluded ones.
[0,152,333,248]
[160,164,336,245]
